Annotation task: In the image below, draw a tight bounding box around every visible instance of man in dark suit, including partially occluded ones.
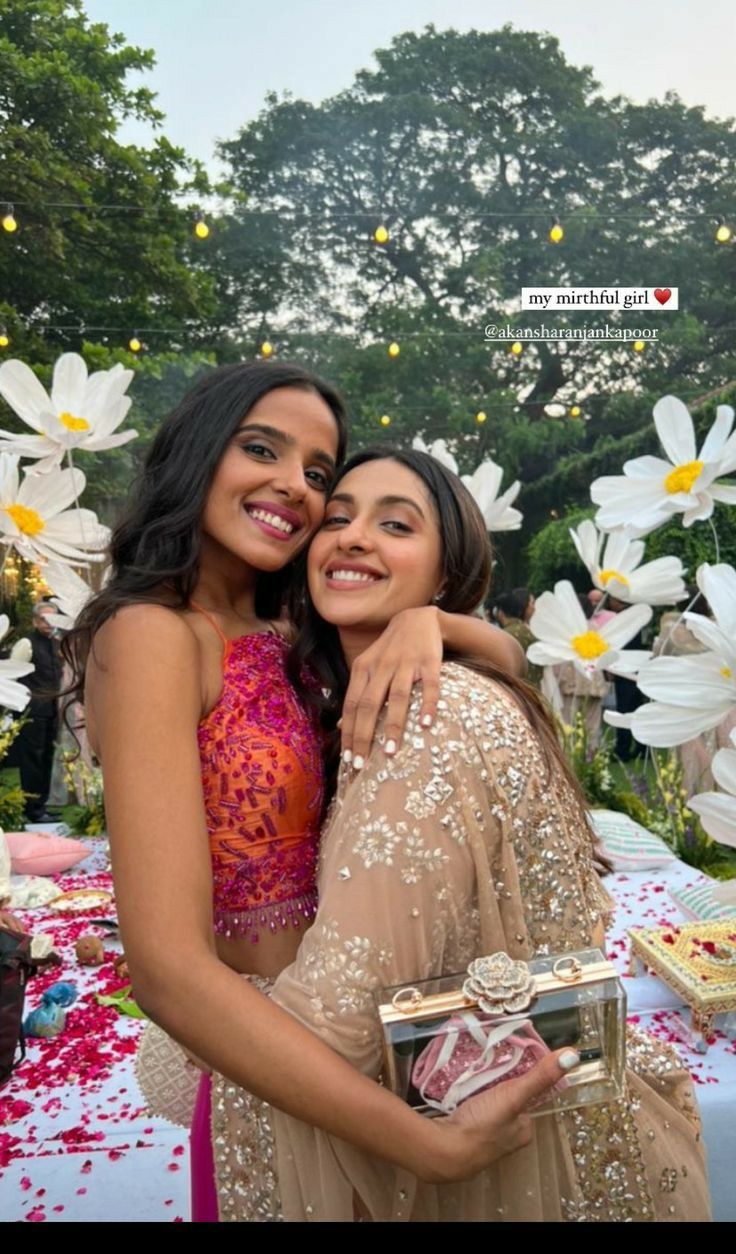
[13,602,62,823]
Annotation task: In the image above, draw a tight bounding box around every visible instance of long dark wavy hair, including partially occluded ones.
[62,361,348,702]
[286,447,599,852]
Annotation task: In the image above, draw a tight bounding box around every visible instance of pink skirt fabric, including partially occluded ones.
[191,1073,218,1222]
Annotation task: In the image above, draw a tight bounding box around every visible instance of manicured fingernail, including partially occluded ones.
[559,1050,580,1071]
[353,754,365,770]
[421,714,433,728]
[385,739,397,756]
[342,749,352,765]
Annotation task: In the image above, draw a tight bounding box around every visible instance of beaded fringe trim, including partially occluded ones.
[214,891,318,942]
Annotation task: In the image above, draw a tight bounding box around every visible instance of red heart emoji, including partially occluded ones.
[653,288,671,305]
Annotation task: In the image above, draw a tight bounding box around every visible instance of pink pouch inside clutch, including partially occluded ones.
[411,1012,553,1113]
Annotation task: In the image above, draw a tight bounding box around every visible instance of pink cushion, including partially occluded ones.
[5,831,89,876]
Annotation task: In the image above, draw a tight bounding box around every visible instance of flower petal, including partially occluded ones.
[0,431,59,459]
[699,405,735,462]
[0,677,32,712]
[631,700,731,746]
[0,361,51,432]
[50,353,88,416]
[599,602,652,648]
[554,580,590,634]
[712,746,736,796]
[625,558,687,605]
[462,460,503,514]
[570,520,601,574]
[526,641,575,666]
[653,395,696,464]
[682,494,714,526]
[605,649,652,677]
[82,430,138,452]
[709,484,736,505]
[688,792,736,848]
[601,528,643,574]
[698,563,736,639]
[18,466,86,518]
[636,652,735,706]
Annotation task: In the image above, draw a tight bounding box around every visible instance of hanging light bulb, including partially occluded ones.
[374,224,389,245]
[475,410,487,424]
[260,340,274,358]
[0,327,9,349]
[380,414,391,427]
[194,214,210,240]
[569,405,582,418]
[387,341,400,358]
[128,333,142,353]
[510,341,523,356]
[632,340,646,353]
[2,204,17,233]
[549,219,564,244]
[715,220,733,244]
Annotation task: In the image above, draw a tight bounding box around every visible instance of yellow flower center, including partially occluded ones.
[664,460,703,494]
[598,568,630,588]
[5,503,46,536]
[59,411,90,432]
[722,666,733,679]
[571,630,609,661]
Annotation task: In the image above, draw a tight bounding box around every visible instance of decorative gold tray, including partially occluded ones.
[629,919,736,1049]
[47,888,114,914]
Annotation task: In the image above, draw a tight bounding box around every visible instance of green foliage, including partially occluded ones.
[0,717,31,827]
[214,24,736,482]
[0,773,28,830]
[0,0,216,366]
[562,713,736,877]
[525,506,595,591]
[59,753,106,835]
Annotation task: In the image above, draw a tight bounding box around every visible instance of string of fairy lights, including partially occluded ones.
[2,200,734,427]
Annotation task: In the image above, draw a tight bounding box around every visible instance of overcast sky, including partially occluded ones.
[85,0,735,173]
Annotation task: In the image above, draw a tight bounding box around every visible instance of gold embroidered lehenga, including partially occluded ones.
[214,664,711,1222]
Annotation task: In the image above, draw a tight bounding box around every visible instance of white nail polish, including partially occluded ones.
[558,1050,581,1071]
[385,739,397,756]
[342,749,352,765]
[421,714,433,728]
[353,754,365,770]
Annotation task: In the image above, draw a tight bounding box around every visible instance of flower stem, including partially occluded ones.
[66,447,88,551]
[708,518,721,564]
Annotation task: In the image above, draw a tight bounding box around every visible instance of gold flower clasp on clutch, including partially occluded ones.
[462,951,536,1014]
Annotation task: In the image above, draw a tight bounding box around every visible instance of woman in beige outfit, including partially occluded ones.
[214,449,710,1223]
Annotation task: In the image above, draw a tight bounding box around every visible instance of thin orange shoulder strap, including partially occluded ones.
[189,600,229,658]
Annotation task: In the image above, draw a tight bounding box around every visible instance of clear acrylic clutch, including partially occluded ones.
[377,949,626,1117]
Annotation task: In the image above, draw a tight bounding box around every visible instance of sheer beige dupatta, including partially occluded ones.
[268,665,709,1222]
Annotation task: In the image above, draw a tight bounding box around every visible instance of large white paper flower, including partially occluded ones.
[0,353,137,473]
[570,519,687,605]
[605,563,736,746]
[688,729,736,850]
[0,454,109,565]
[527,579,652,677]
[590,397,736,533]
[43,560,94,631]
[461,460,523,532]
[411,435,459,473]
[0,614,34,712]
[412,436,523,532]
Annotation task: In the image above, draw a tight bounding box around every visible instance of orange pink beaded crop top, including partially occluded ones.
[192,603,323,943]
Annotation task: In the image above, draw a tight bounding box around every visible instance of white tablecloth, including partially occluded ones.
[1,843,733,1221]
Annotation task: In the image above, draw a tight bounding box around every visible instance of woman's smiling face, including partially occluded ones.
[200,386,339,571]
[307,458,444,631]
